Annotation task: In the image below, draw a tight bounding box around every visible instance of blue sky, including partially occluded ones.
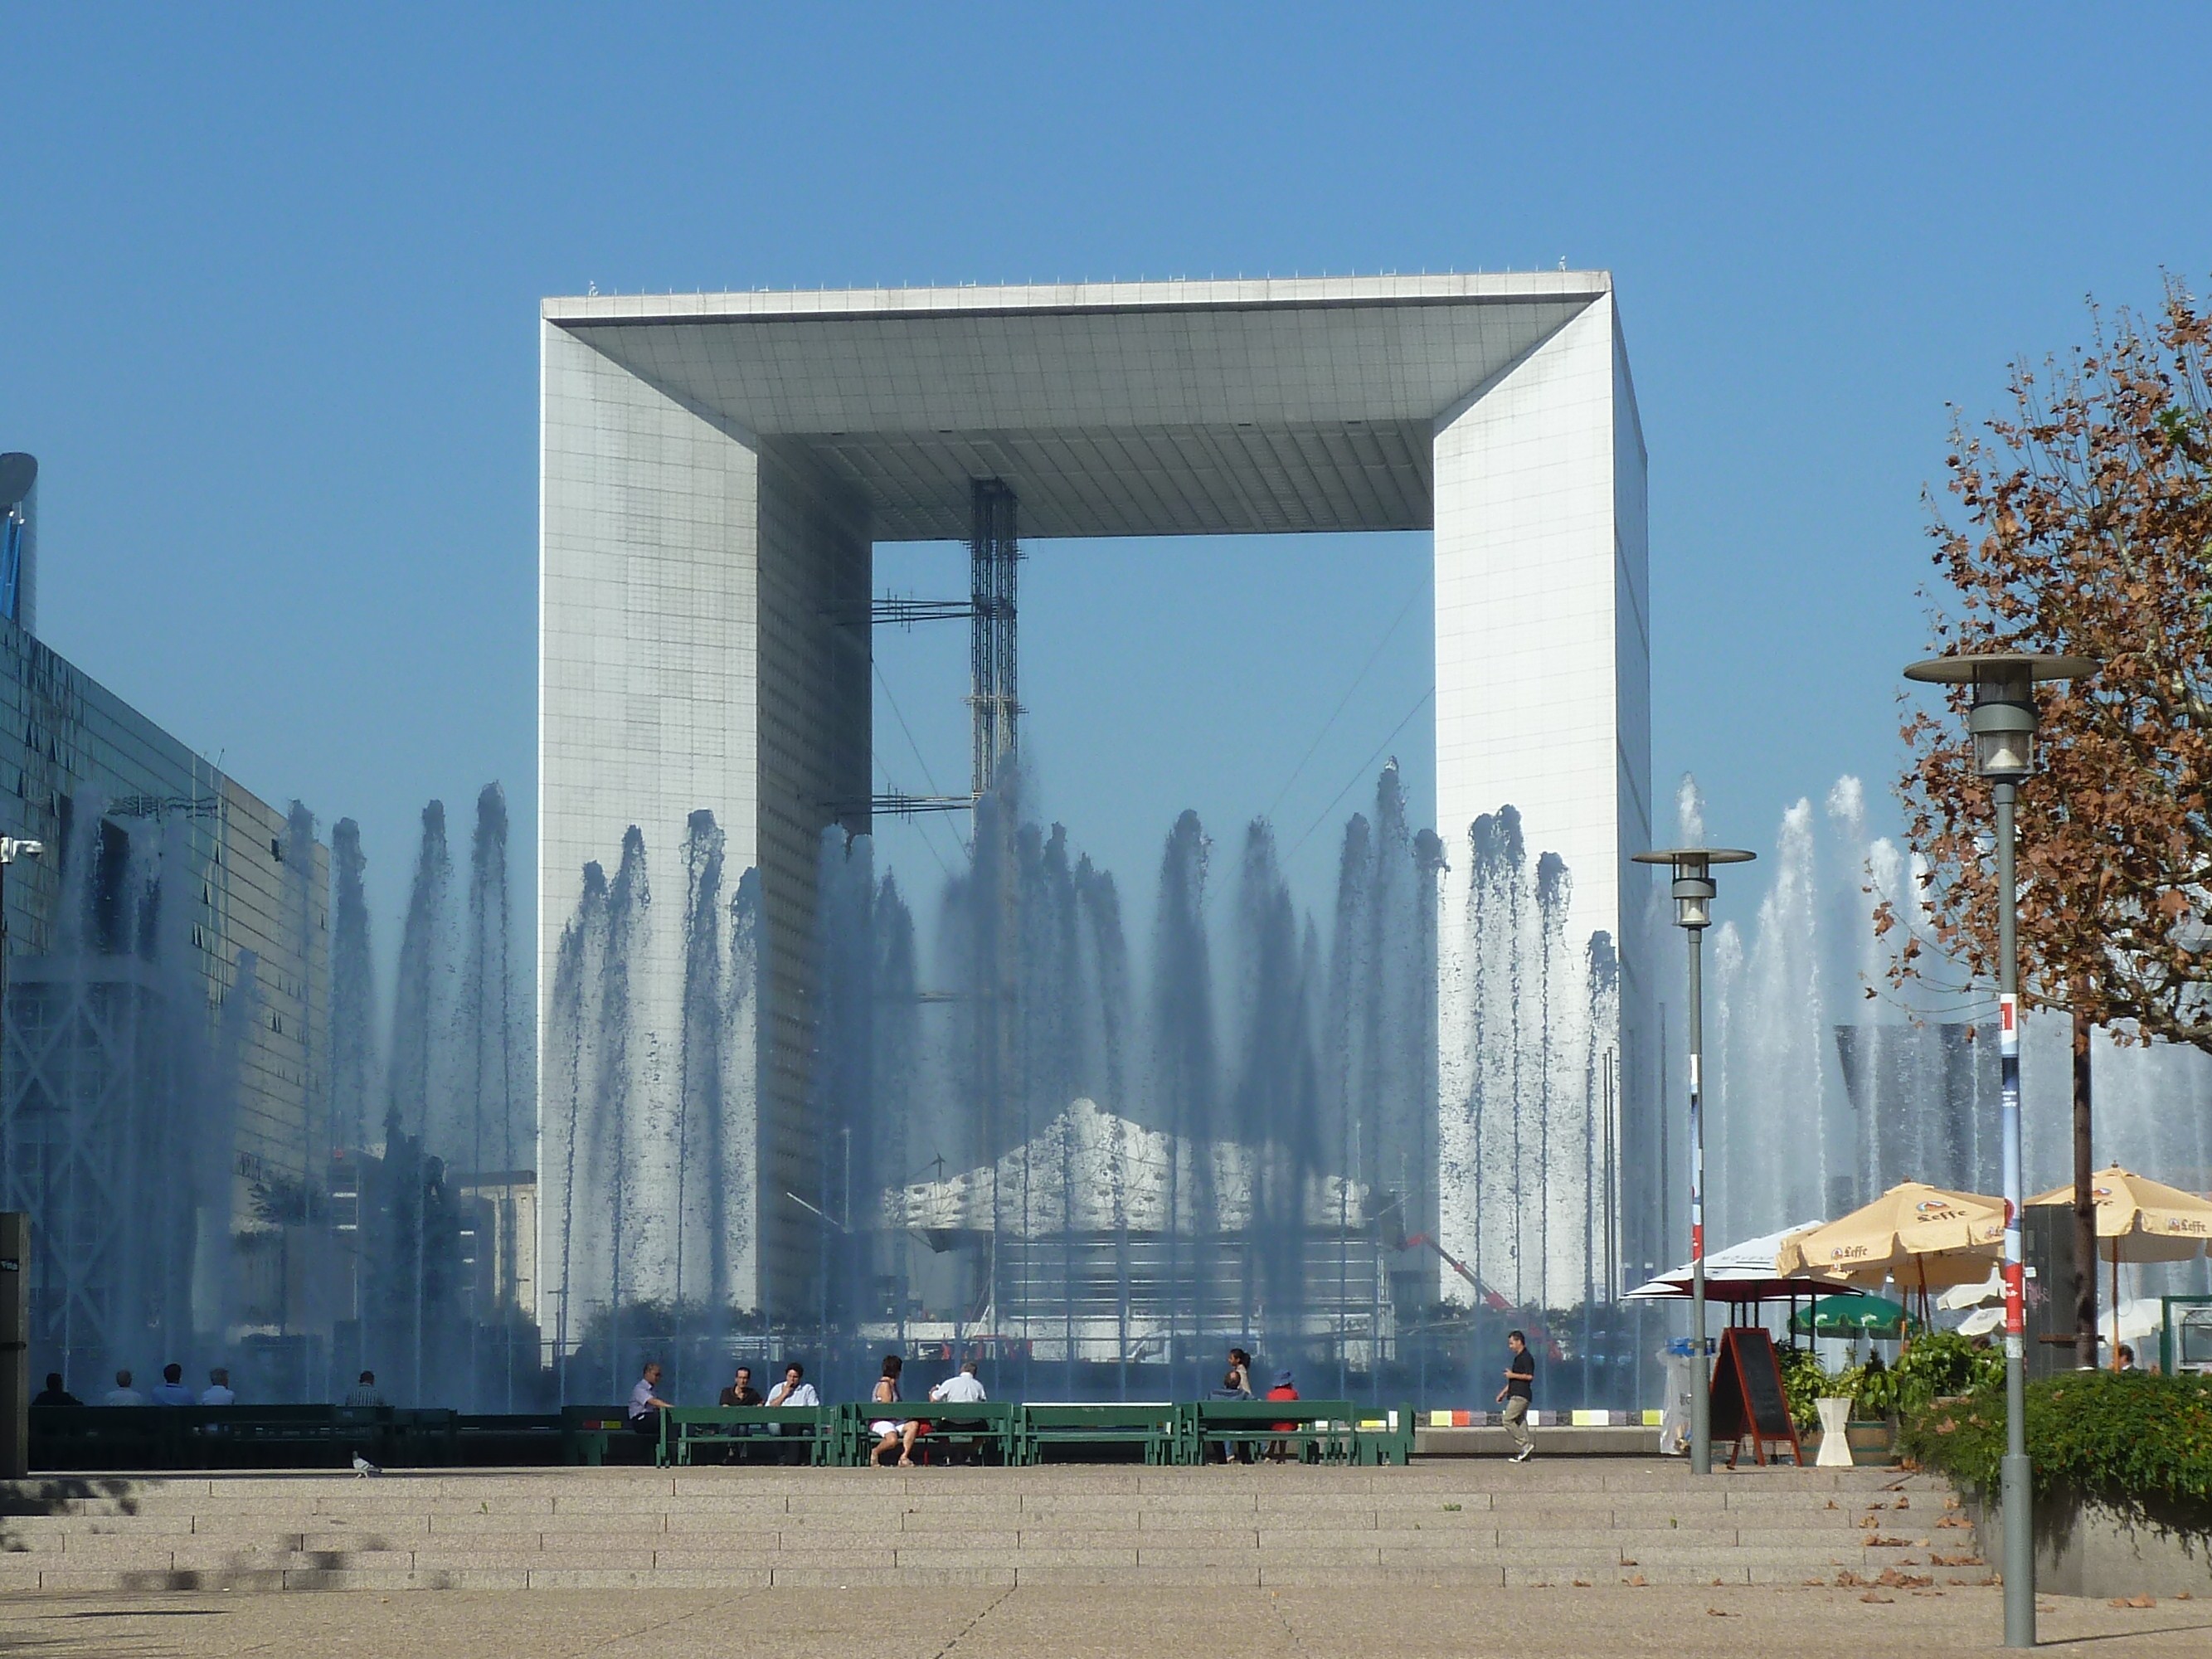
[6,3,2210,967]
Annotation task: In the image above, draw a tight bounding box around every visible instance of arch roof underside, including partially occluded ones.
[551,276,1603,541]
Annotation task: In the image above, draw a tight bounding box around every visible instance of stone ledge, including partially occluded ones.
[1966,1481,2212,1599]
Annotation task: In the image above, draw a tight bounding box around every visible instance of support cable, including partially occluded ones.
[1262,586,1422,825]
[1281,685,1435,863]
[873,659,965,878]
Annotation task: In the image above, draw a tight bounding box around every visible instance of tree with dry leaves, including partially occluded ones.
[1891,277,2212,1370]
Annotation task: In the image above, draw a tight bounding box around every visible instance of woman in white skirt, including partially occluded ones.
[869,1354,919,1467]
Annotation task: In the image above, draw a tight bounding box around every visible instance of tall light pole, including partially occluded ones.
[1633,845,1753,1477]
[1905,649,2092,1650]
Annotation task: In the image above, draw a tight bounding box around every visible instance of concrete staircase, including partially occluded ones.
[0,1465,1988,1592]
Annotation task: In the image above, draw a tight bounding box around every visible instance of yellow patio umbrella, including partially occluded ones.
[1775,1182,2009,1311]
[2027,1165,2212,1370]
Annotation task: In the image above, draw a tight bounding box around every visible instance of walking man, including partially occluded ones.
[1497,1329,1535,1462]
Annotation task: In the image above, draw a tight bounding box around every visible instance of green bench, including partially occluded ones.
[455,1413,565,1465]
[562,1404,653,1466]
[1017,1401,1184,1465]
[1189,1398,1362,1464]
[31,1405,177,1470]
[1349,1407,1414,1467]
[838,1400,1019,1467]
[656,1406,836,1467]
[187,1404,357,1467]
[33,1405,359,1470]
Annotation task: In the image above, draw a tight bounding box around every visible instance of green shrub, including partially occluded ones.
[1775,1344,1834,1433]
[1890,1331,2004,1411]
[1901,1370,2212,1507]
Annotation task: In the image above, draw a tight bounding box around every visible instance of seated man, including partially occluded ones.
[200,1368,236,1405]
[32,1373,80,1408]
[150,1364,195,1406]
[714,1365,765,1463]
[926,1360,989,1465]
[629,1360,673,1443]
[343,1370,387,1408]
[765,1363,819,1464]
[103,1370,146,1407]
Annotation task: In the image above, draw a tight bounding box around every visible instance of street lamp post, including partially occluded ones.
[1904,649,2093,1650]
[1633,845,1754,1477]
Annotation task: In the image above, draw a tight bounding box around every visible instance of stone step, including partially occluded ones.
[0,1465,1955,1593]
[0,1558,1999,1593]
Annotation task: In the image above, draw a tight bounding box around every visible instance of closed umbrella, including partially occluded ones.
[2027,1165,2212,1370]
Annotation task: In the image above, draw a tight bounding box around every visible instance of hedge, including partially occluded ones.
[1900,1370,2212,1508]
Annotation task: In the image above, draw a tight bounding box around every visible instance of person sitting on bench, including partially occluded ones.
[926,1360,988,1464]
[1265,1370,1300,1462]
[629,1361,673,1439]
[766,1362,819,1465]
[32,1373,79,1407]
[869,1355,918,1467]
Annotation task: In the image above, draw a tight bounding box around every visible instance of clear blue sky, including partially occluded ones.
[7,3,2210,968]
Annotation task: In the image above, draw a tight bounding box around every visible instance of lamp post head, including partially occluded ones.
[0,838,44,864]
[1903,651,2096,782]
[1633,846,1755,932]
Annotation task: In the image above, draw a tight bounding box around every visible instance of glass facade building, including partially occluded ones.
[0,606,330,1391]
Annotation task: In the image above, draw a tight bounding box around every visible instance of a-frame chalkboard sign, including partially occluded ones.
[1709,1326,1804,1467]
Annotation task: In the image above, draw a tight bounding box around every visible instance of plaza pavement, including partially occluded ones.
[0,1583,2205,1656]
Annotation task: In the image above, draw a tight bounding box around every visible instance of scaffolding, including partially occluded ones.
[965,479,1021,796]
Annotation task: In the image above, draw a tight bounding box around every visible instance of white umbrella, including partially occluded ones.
[1957,1305,2005,1339]
[1625,1221,1835,1301]
[1937,1266,2038,1311]
[2100,1297,2165,1350]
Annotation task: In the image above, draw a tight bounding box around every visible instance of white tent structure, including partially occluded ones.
[881,1097,1364,1238]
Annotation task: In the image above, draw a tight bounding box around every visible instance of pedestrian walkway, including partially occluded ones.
[1,1583,2206,1657]
[0,1462,1981,1592]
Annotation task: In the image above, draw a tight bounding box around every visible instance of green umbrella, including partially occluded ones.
[1789,1294,1913,1338]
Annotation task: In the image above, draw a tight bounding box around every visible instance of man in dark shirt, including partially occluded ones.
[32,1373,79,1408]
[713,1364,766,1463]
[1496,1329,1536,1462]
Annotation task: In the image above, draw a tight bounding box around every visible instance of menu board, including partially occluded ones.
[1709,1326,1804,1467]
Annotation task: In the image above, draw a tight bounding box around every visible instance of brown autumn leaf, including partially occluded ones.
[1896,278,2212,1056]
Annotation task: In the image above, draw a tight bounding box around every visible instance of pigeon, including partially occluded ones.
[352,1453,382,1477]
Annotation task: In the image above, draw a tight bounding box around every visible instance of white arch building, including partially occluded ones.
[539,274,1654,1329]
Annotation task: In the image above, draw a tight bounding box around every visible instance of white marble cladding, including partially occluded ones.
[538,324,869,1323]
[540,275,1651,1324]
[1433,291,1650,1306]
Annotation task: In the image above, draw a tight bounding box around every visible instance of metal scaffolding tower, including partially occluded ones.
[966,479,1020,796]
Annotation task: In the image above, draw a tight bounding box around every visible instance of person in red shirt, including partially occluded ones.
[1265,1370,1300,1463]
